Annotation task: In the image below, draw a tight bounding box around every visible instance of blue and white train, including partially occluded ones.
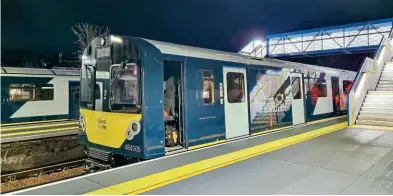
[1,67,81,124]
[77,35,356,167]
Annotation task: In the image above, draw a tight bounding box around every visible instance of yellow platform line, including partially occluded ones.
[1,122,78,132]
[0,126,79,137]
[85,122,347,195]
[0,119,73,127]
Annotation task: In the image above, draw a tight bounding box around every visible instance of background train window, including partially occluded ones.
[343,80,353,94]
[9,84,54,101]
[72,85,80,100]
[291,77,301,99]
[203,71,215,104]
[226,72,245,103]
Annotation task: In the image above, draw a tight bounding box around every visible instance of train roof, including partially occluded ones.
[1,67,80,76]
[141,38,356,76]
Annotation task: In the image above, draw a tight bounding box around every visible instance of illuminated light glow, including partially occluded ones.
[239,39,265,53]
[110,35,123,43]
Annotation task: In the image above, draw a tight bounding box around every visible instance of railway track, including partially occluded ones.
[1,159,87,194]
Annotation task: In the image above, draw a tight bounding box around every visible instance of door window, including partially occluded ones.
[226,72,245,103]
[202,71,215,104]
[291,77,301,100]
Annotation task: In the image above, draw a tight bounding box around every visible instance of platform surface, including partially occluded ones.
[8,116,348,195]
[13,116,393,195]
[146,127,393,195]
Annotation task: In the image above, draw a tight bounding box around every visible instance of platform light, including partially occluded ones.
[110,35,123,43]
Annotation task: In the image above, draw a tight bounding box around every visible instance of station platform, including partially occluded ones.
[1,120,80,143]
[9,116,393,195]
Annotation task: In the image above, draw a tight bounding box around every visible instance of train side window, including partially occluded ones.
[203,71,215,104]
[291,77,301,99]
[310,79,327,98]
[9,84,54,101]
[343,80,353,94]
[226,72,245,103]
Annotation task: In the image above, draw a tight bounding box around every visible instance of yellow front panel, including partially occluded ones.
[81,109,142,148]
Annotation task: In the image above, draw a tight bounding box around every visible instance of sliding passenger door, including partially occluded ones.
[290,73,305,125]
[223,66,249,139]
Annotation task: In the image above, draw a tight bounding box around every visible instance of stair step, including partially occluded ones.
[378,80,393,82]
[379,78,393,81]
[378,83,393,86]
[376,88,393,91]
[379,74,393,77]
[364,98,393,103]
[357,115,393,121]
[378,80,393,86]
[362,106,393,110]
[360,110,393,115]
[362,102,393,107]
[366,97,393,100]
[376,86,393,89]
[361,106,393,111]
[366,94,393,99]
[380,77,393,81]
[356,120,393,127]
[380,79,393,82]
[367,91,393,94]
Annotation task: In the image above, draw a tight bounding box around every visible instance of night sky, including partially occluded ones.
[2,0,393,61]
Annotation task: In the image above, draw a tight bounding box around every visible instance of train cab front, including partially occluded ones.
[78,35,144,169]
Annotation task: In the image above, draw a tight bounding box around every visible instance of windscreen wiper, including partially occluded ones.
[109,61,126,88]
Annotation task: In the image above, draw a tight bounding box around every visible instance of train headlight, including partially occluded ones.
[100,38,105,46]
[126,120,141,141]
[132,123,138,132]
[79,114,86,132]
